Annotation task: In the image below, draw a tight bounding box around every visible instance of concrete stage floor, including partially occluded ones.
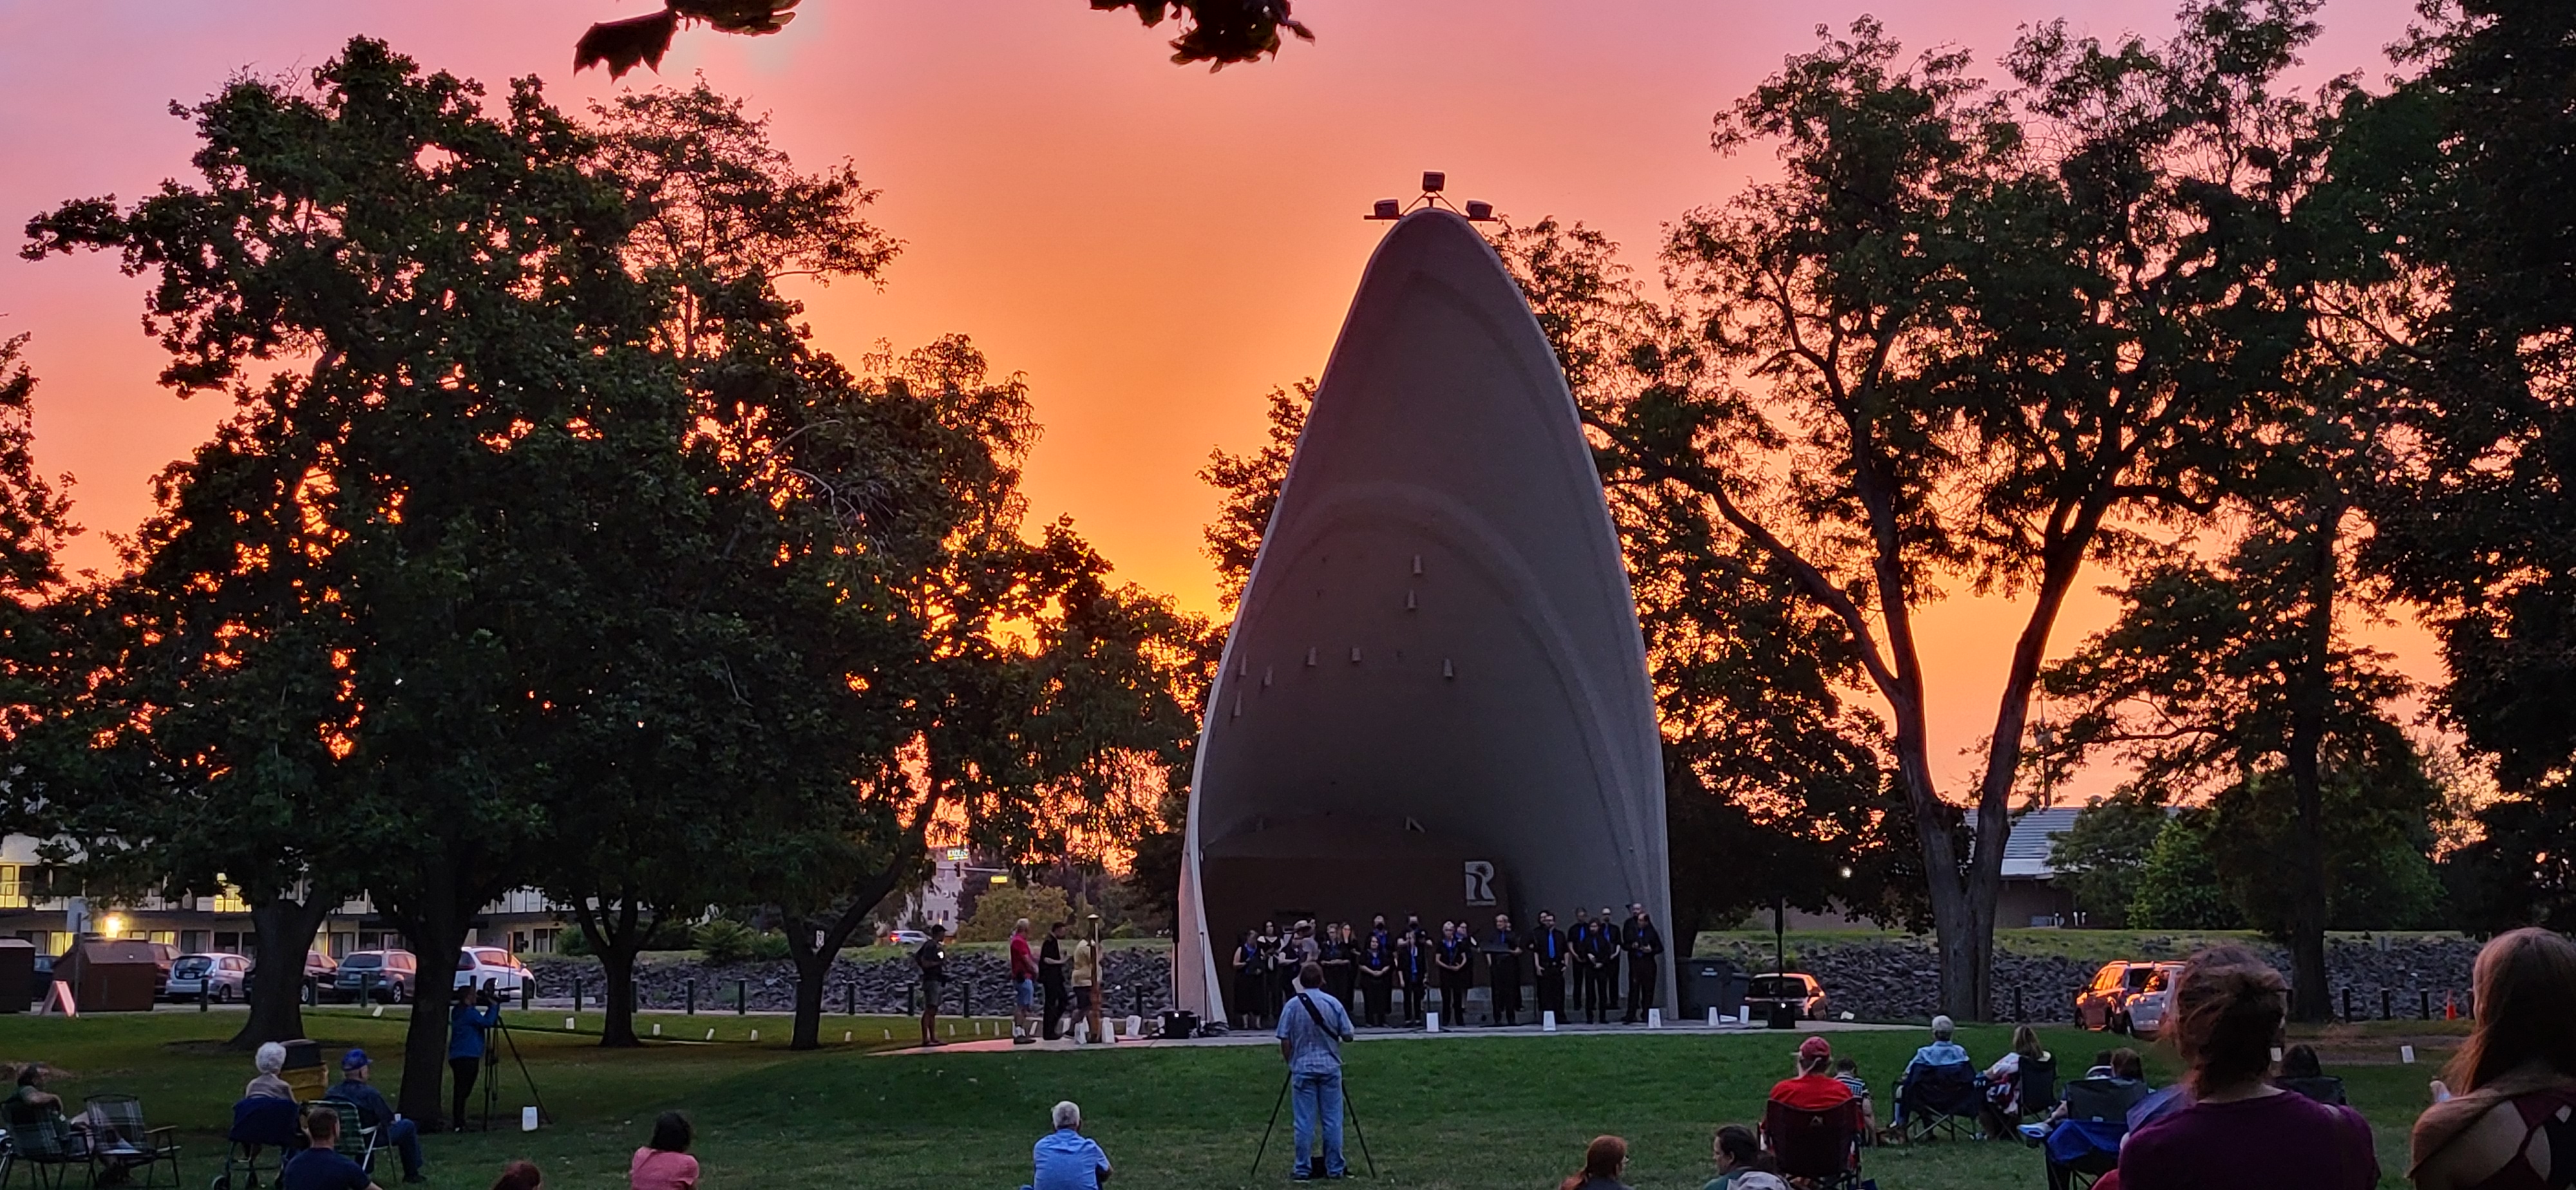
[884,1014,1911,1055]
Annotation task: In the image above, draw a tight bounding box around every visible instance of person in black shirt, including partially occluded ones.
[1255,921,1285,1023]
[1567,908,1594,1017]
[1356,936,1393,1027]
[282,1105,381,1190]
[1620,903,1664,1024]
[1232,930,1268,1030]
[1318,923,1356,1016]
[1484,913,1524,1026]
[1368,914,1392,958]
[915,924,950,1046]
[1038,920,1070,1041]
[1397,918,1430,1025]
[1530,910,1568,1023]
[1589,904,1624,1023]
[1435,921,1472,1026]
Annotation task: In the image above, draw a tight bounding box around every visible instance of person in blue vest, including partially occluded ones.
[1397,920,1430,1026]
[1276,961,1357,1181]
[448,984,504,1130]
[1530,911,1568,1023]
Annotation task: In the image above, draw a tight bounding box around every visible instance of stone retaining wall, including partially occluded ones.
[1698,935,2481,1021]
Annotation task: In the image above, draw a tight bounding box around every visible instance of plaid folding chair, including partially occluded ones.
[1763,1095,1864,1190]
[0,1102,90,1190]
[81,1096,179,1189]
[305,1102,379,1176]
[1895,1061,1982,1142]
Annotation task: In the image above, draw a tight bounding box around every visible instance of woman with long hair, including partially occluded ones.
[1560,1135,1630,1190]
[1981,1024,2052,1137]
[489,1160,543,1190]
[2410,927,2576,1189]
[2117,946,2375,1189]
[629,1111,699,1190]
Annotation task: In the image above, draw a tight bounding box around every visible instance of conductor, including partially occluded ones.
[1276,960,1356,1182]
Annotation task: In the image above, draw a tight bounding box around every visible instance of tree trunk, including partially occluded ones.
[227,896,334,1051]
[2284,505,2343,1023]
[781,871,904,1050]
[394,907,471,1128]
[575,900,647,1048]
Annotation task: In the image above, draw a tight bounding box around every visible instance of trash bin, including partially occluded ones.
[0,938,32,1012]
[1680,956,1747,1021]
[58,939,163,1012]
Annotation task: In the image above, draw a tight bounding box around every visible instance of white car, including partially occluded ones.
[886,929,930,946]
[455,946,532,995]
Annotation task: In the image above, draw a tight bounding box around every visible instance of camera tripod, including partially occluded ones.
[1250,1072,1376,1179]
[473,991,551,1133]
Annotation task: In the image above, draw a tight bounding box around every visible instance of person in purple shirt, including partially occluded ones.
[2117,947,2376,1190]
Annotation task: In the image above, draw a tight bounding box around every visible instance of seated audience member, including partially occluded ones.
[2274,1043,2347,1106]
[491,1161,543,1190]
[630,1111,699,1190]
[1560,1135,1631,1190]
[1772,1037,1859,1111]
[5,1062,64,1119]
[1703,1124,1788,1190]
[1892,1014,1970,1126]
[329,1050,424,1184]
[2116,947,2376,1190]
[2040,1048,2149,1189]
[281,1104,381,1190]
[1833,1057,1877,1136]
[1982,1025,2054,1137]
[248,1042,296,1100]
[1028,1100,1112,1190]
[2410,927,2576,1190]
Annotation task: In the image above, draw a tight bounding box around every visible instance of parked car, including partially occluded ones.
[2078,959,2165,1032]
[247,949,339,1000]
[886,929,929,946]
[166,952,252,1001]
[2121,961,2190,1040]
[455,946,531,995]
[330,949,418,1003]
[1743,972,1831,1021]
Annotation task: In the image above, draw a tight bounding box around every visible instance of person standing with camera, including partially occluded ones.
[1276,960,1357,1181]
[448,983,503,1130]
[915,924,951,1047]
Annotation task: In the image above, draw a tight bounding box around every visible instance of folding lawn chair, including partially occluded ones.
[1895,1061,1982,1142]
[2278,1075,2347,1106]
[213,1098,303,1190]
[305,1102,379,1176]
[1763,1094,1864,1190]
[2041,1076,2150,1190]
[2013,1055,2061,1123]
[0,1100,90,1190]
[81,1096,180,1190]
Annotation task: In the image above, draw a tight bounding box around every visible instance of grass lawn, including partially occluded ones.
[0,1010,2451,1189]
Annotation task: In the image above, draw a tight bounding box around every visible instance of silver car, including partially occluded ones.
[166,952,251,1001]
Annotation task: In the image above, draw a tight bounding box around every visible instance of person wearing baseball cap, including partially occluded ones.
[1772,1036,1858,1111]
[327,1049,424,1183]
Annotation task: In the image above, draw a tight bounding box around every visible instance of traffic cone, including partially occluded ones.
[2445,992,2458,1021]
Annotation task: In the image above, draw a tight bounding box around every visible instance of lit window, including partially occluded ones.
[211,885,248,914]
[0,865,25,911]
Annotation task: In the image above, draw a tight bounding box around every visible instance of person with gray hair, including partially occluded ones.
[247,1041,294,1100]
[1891,1014,1972,1129]
[1026,1100,1112,1190]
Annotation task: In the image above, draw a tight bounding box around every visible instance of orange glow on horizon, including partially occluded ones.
[0,0,2434,801]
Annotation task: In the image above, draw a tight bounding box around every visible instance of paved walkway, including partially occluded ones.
[882,1014,1909,1056]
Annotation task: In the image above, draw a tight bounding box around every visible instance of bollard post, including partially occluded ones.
[736,979,746,1015]
[520,978,533,1010]
[846,982,857,1016]
[963,982,974,1021]
[573,979,583,1014]
[2343,987,2354,1021]
[2013,986,2023,1022]
[685,979,695,1014]
[2382,988,2392,1020]
[2421,990,2431,1020]
[199,981,209,1012]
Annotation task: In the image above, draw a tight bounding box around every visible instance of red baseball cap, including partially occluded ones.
[1798,1035,1833,1061]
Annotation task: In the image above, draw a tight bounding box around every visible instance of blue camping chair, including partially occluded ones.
[1896,1061,1983,1142]
[213,1098,304,1190]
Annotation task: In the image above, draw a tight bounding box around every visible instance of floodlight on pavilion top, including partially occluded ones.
[1367,171,1496,222]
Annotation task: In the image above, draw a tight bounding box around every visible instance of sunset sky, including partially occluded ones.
[0,0,2433,799]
